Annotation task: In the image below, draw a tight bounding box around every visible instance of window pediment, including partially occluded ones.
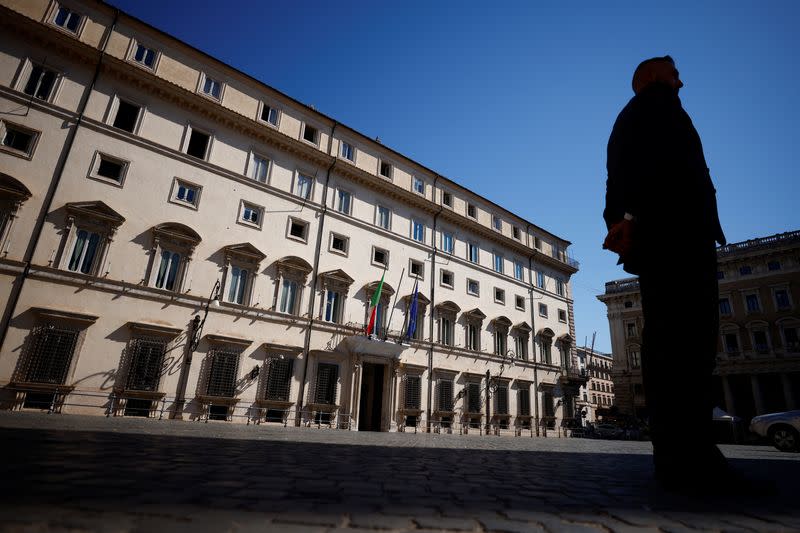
[65,201,125,227]
[513,321,532,333]
[435,300,461,314]
[558,333,573,344]
[537,327,555,338]
[153,222,201,248]
[401,292,430,306]
[491,316,512,328]
[364,281,395,298]
[127,321,182,338]
[223,242,266,265]
[0,172,32,203]
[464,308,487,321]
[319,269,355,287]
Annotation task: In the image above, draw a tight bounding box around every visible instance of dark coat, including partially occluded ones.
[605,82,726,274]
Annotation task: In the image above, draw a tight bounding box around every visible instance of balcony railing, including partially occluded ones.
[717,230,800,258]
[604,277,640,295]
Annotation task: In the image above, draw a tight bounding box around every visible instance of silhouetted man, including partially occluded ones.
[603,56,727,489]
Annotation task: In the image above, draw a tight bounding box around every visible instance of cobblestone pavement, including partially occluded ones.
[0,413,798,532]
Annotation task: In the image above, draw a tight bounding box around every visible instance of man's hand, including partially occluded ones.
[603,218,636,261]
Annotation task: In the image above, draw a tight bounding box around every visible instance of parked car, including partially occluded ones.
[594,423,624,439]
[749,410,800,452]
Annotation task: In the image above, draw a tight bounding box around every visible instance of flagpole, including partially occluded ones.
[385,267,405,341]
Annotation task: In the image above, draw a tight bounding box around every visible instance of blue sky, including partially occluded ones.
[109,0,799,352]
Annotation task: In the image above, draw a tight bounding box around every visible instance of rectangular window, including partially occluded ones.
[260,104,279,126]
[130,44,156,69]
[719,298,732,315]
[240,202,263,227]
[518,387,531,416]
[440,270,454,289]
[441,231,454,254]
[558,309,567,323]
[467,324,479,351]
[442,191,452,207]
[534,237,542,250]
[717,270,725,280]
[466,382,481,413]
[23,64,58,101]
[296,174,313,199]
[410,259,424,279]
[372,247,389,267]
[724,333,739,354]
[67,229,100,274]
[494,287,505,304]
[125,337,167,392]
[206,347,240,398]
[629,350,641,368]
[288,218,309,242]
[740,265,752,276]
[172,179,200,208]
[775,290,790,310]
[512,226,521,240]
[515,335,528,359]
[376,205,391,229]
[251,155,270,183]
[515,295,525,311]
[412,176,424,195]
[492,215,502,232]
[340,141,354,161]
[556,279,565,296]
[227,266,249,305]
[24,324,79,385]
[412,220,425,243]
[52,5,82,33]
[467,203,477,219]
[185,128,210,160]
[154,250,181,291]
[438,379,454,412]
[201,75,222,100]
[92,153,127,184]
[495,384,509,415]
[467,278,479,296]
[279,280,299,314]
[468,242,479,264]
[404,375,422,410]
[112,100,142,133]
[265,358,294,401]
[536,271,545,289]
[538,303,548,318]
[324,291,342,323]
[745,294,760,313]
[330,233,349,255]
[315,363,339,405]
[494,330,507,355]
[303,124,318,144]
[753,331,769,353]
[337,190,352,214]
[1,122,38,158]
[768,260,781,271]
[493,253,504,274]
[514,261,524,281]
[379,160,392,179]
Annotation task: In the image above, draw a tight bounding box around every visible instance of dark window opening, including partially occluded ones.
[24,66,57,100]
[265,358,294,401]
[186,129,210,159]
[303,124,318,144]
[205,347,240,398]
[315,363,338,405]
[97,158,124,181]
[438,379,454,411]
[3,127,34,153]
[125,337,166,392]
[404,375,421,409]
[113,100,141,133]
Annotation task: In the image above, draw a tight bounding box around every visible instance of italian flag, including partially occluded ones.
[366,270,386,336]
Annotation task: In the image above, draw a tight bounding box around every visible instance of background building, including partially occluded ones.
[575,346,614,423]
[0,0,581,433]
[598,230,800,425]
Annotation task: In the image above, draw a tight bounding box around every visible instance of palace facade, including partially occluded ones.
[0,0,582,432]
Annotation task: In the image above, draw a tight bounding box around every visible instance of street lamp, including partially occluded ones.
[485,350,515,434]
[190,279,220,352]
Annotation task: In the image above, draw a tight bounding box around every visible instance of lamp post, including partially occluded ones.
[484,350,515,435]
[172,279,220,419]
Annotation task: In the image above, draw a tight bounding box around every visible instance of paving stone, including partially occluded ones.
[478,514,547,533]
[413,516,478,531]
[348,513,415,530]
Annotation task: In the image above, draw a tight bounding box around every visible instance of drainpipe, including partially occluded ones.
[296,122,337,425]
[526,224,540,436]
[0,8,120,353]
[425,175,443,432]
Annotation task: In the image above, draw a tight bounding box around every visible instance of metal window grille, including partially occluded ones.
[467,382,481,413]
[404,375,421,409]
[518,388,531,416]
[265,358,294,401]
[205,347,241,398]
[24,324,79,384]
[437,379,453,411]
[315,363,338,405]
[495,385,509,415]
[125,336,167,391]
[543,391,555,417]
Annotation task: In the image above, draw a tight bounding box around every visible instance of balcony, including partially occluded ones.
[604,277,640,295]
[717,230,800,258]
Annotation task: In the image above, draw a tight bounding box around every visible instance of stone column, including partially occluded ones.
[750,374,765,415]
[782,373,796,410]
[721,375,736,415]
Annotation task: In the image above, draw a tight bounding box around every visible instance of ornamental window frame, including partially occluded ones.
[106,94,145,135]
[294,172,314,200]
[771,285,793,311]
[318,269,354,324]
[257,101,281,127]
[0,120,40,160]
[435,301,460,347]
[57,201,124,277]
[181,123,213,161]
[329,232,349,257]
[272,256,312,316]
[246,151,272,184]
[15,58,64,103]
[402,291,429,342]
[168,177,202,210]
[220,243,266,307]
[125,39,161,71]
[492,317,511,356]
[238,200,265,230]
[87,151,129,188]
[0,174,32,256]
[145,222,201,294]
[463,308,486,352]
[46,2,86,36]
[197,72,225,102]
[286,217,310,243]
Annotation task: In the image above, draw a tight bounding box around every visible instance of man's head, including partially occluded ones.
[632,55,683,94]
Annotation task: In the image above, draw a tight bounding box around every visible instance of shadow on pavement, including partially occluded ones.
[0,428,796,518]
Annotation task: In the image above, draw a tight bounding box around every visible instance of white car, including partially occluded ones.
[749,410,800,452]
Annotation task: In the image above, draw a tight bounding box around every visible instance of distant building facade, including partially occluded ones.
[598,231,800,423]
[575,346,614,423]
[0,0,582,433]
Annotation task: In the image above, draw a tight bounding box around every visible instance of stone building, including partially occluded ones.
[575,346,614,423]
[598,230,800,423]
[0,0,581,432]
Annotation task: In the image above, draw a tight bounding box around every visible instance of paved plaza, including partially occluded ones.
[0,412,798,532]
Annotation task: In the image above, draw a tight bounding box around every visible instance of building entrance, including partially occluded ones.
[358,362,385,431]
